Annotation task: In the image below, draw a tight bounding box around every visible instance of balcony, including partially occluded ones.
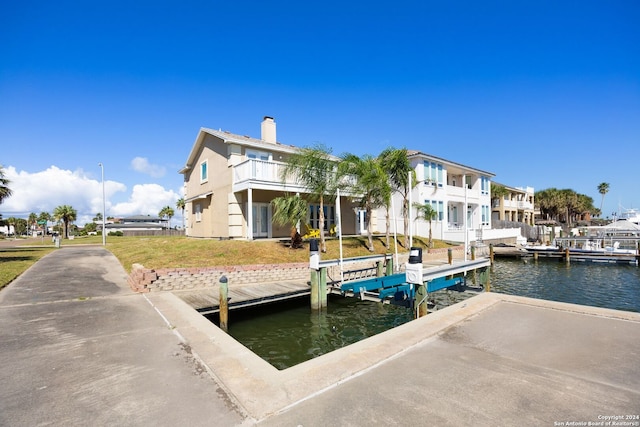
[446,184,482,203]
[233,159,302,192]
[232,159,355,195]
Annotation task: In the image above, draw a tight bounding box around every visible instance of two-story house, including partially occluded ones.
[372,151,496,243]
[491,184,535,226]
[179,117,359,239]
[181,117,524,244]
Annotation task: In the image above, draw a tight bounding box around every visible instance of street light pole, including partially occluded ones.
[98,163,106,246]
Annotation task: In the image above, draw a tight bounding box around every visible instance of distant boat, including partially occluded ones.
[619,208,640,225]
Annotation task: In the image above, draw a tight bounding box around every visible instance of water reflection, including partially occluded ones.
[211,295,413,370]
[208,259,640,370]
[491,259,640,313]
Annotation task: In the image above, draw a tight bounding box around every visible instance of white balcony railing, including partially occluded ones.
[233,159,356,194]
[234,159,298,186]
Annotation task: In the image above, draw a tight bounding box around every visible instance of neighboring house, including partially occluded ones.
[491,184,535,225]
[179,117,359,239]
[372,150,510,243]
[105,215,165,233]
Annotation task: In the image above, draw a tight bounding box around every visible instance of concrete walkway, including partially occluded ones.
[2,244,639,426]
[0,246,245,426]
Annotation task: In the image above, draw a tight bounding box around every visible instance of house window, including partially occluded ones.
[424,161,444,187]
[308,204,335,230]
[424,200,444,221]
[200,160,208,183]
[481,205,490,226]
[481,176,490,195]
[246,149,270,161]
[195,204,202,222]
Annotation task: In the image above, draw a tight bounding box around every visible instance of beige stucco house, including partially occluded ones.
[179,117,359,239]
[491,184,535,226]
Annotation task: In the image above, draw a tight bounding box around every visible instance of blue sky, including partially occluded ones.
[1,1,638,226]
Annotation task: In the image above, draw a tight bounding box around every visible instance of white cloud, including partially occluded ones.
[110,183,181,219]
[2,165,126,220]
[130,157,166,178]
[1,166,181,226]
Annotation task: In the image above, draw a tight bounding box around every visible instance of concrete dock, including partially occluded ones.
[1,245,639,426]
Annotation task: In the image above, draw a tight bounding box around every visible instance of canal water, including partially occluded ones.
[209,259,640,370]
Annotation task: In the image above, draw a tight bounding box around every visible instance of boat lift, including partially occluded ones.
[339,257,490,307]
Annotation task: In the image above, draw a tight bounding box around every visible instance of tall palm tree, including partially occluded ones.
[53,205,77,239]
[159,206,175,230]
[338,154,390,251]
[597,182,609,216]
[176,198,186,230]
[271,194,308,249]
[28,212,37,235]
[0,165,12,204]
[414,202,438,248]
[280,143,337,253]
[378,148,415,248]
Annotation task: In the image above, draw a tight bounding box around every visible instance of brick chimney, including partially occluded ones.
[261,116,276,144]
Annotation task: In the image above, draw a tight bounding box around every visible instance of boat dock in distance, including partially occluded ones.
[492,237,640,265]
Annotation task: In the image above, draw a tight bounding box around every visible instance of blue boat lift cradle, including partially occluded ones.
[338,258,491,305]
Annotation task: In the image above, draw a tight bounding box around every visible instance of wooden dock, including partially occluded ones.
[174,281,310,315]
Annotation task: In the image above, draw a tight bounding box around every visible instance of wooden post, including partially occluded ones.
[447,248,453,265]
[319,266,327,309]
[489,243,494,265]
[565,247,571,265]
[386,256,393,276]
[415,282,428,319]
[533,251,539,261]
[310,269,319,310]
[481,267,490,292]
[376,260,384,277]
[471,246,476,260]
[219,276,229,332]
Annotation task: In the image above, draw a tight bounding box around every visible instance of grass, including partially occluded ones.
[0,234,457,289]
[0,245,56,290]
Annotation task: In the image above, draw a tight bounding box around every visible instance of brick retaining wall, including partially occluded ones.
[127,245,466,293]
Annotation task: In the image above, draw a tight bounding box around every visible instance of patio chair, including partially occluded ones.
[303,223,320,239]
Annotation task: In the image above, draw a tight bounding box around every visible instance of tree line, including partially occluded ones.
[534,182,610,226]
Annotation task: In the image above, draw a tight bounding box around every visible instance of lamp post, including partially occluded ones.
[98,163,106,246]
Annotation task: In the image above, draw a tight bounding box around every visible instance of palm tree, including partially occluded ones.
[378,148,416,248]
[176,198,186,230]
[271,194,308,249]
[38,212,52,235]
[53,205,77,239]
[280,143,337,253]
[490,183,509,208]
[414,202,438,248]
[597,182,609,216]
[159,206,174,230]
[0,164,12,204]
[28,212,37,235]
[338,154,390,251]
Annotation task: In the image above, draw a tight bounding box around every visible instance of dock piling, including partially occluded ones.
[219,275,229,332]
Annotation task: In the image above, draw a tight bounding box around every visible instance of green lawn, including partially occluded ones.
[0,234,456,289]
[0,245,56,290]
